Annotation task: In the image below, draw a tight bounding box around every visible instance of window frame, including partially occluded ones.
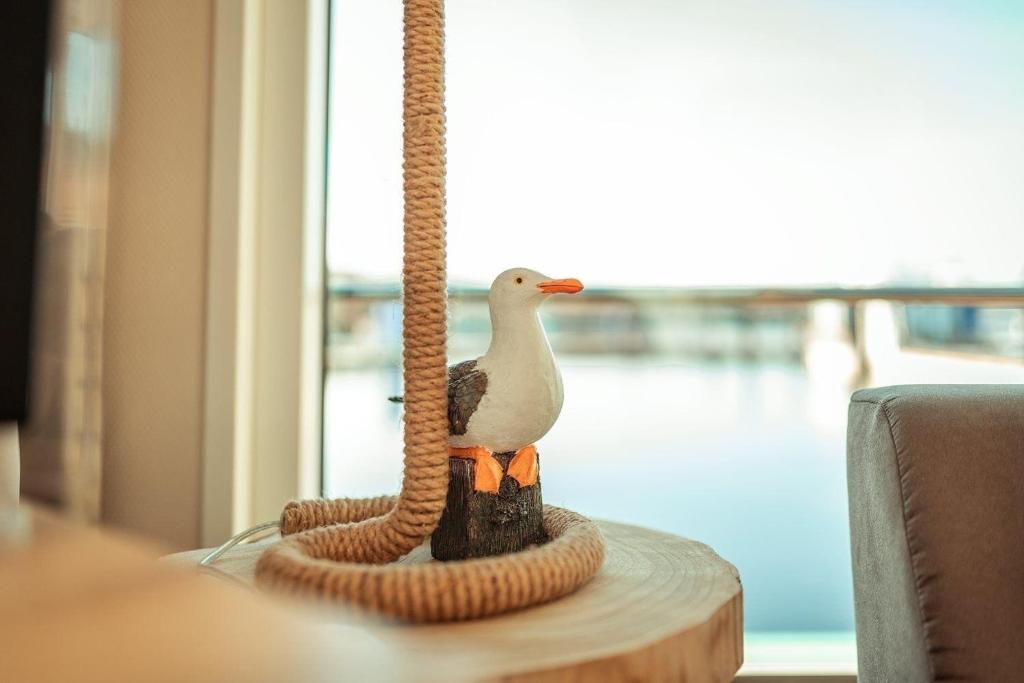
[201,0,328,544]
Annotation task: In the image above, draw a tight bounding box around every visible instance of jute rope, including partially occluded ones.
[253,0,605,623]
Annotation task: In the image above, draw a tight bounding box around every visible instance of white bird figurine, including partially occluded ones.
[444,268,583,494]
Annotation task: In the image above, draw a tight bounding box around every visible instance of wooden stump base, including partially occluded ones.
[170,520,745,682]
[430,450,548,561]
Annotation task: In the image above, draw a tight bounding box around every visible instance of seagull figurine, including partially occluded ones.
[394,268,584,494]
[448,267,583,493]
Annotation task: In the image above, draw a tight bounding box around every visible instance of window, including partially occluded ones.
[324,1,1024,674]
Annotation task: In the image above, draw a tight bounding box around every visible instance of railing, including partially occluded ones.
[327,281,1024,383]
[329,282,1024,305]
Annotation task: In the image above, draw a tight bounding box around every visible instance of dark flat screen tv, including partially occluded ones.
[0,3,51,422]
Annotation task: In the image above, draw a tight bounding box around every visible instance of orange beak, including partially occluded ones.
[537,278,584,294]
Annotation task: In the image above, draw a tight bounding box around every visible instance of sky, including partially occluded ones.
[327,0,1024,288]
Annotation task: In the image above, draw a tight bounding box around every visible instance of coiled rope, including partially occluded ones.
[252,0,605,623]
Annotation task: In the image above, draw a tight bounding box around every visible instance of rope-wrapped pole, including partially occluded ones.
[254,0,605,622]
[387,0,450,555]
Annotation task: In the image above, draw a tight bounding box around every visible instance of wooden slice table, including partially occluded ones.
[169,520,743,682]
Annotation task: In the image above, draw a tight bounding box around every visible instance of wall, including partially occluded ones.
[102,0,213,549]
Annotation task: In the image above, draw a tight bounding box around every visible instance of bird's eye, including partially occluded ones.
[515,277,523,284]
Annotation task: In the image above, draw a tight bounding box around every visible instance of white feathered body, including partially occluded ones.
[448,307,564,453]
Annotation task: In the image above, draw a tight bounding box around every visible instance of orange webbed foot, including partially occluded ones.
[449,446,503,494]
[507,444,539,488]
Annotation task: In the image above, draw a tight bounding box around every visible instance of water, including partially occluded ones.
[324,356,855,640]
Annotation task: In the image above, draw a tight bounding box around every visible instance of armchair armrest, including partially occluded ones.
[847,385,1024,682]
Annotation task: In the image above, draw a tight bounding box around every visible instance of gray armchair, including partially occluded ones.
[847,385,1024,682]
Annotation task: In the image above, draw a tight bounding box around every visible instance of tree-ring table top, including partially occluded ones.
[167,520,743,682]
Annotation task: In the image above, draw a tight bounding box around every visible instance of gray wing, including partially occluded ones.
[447,359,488,436]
